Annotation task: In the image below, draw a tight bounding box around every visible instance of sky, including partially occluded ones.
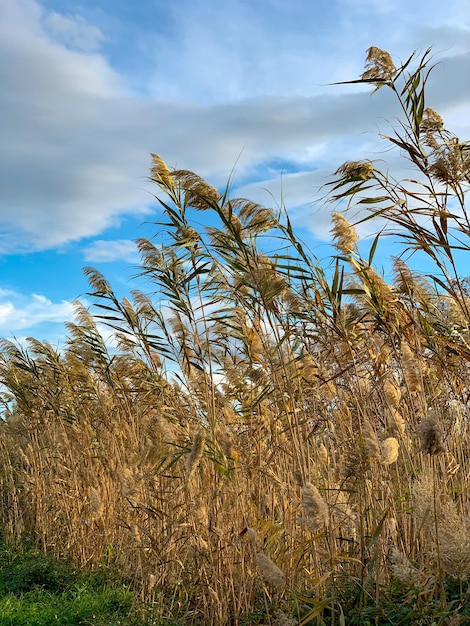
[0,0,469,346]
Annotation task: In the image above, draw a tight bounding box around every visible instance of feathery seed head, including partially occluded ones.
[418,417,444,455]
[390,547,418,582]
[186,428,205,477]
[336,160,375,182]
[380,437,399,465]
[401,342,422,393]
[361,47,396,82]
[390,408,406,437]
[176,225,200,244]
[172,170,221,210]
[318,442,329,465]
[412,471,435,532]
[439,501,470,579]
[362,420,381,461]
[383,379,401,409]
[255,552,286,588]
[300,482,329,532]
[420,108,444,133]
[150,153,173,189]
[331,212,359,255]
[88,487,104,518]
[429,138,470,185]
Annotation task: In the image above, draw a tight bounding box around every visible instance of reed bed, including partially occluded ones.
[1,48,470,624]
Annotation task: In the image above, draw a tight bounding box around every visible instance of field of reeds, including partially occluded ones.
[1,48,470,625]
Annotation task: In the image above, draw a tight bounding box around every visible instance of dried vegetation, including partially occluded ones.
[1,47,470,624]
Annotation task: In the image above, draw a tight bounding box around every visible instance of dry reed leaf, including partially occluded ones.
[446,453,460,477]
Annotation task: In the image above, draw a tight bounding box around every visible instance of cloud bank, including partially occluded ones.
[0,0,469,255]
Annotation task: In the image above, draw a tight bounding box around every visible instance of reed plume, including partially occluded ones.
[300,482,329,532]
[380,437,399,465]
[186,428,205,478]
[255,553,286,588]
[418,417,444,456]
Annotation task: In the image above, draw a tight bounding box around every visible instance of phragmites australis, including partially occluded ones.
[412,471,435,533]
[335,160,375,182]
[390,408,406,437]
[318,442,329,465]
[390,547,418,583]
[438,501,470,579]
[362,420,381,461]
[171,169,221,211]
[88,486,104,519]
[300,482,329,532]
[330,212,359,255]
[418,417,444,455]
[150,153,173,190]
[361,46,396,83]
[401,342,422,393]
[380,437,400,465]
[428,137,470,185]
[271,612,297,626]
[255,553,286,588]
[186,428,205,477]
[420,107,444,135]
[383,379,401,409]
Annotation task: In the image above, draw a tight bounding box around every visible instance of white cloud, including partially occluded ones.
[0,289,74,337]
[0,0,468,254]
[44,11,105,52]
[144,0,470,102]
[83,239,139,263]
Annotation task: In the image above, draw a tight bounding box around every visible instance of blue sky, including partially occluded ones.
[1,0,469,345]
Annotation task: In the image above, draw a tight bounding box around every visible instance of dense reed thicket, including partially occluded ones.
[1,48,470,625]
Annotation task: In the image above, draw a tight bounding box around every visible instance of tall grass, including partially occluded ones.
[1,47,470,624]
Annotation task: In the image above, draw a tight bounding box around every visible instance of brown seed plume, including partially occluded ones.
[255,552,286,588]
[330,212,359,255]
[380,437,399,465]
[418,417,444,455]
[186,428,205,477]
[300,482,329,532]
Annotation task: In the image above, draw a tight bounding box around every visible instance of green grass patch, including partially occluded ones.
[0,542,160,626]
